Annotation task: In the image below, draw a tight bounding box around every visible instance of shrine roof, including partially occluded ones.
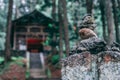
[12,10,56,26]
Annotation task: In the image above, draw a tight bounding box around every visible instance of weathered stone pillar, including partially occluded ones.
[61,51,98,80]
[61,51,120,80]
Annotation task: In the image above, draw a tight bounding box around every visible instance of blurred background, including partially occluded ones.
[0,0,120,79]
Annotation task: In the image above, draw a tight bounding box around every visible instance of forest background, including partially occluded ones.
[0,0,119,56]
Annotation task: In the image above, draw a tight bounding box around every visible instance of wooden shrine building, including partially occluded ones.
[11,10,61,78]
[11,10,56,53]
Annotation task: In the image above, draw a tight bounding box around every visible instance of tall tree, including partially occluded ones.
[60,0,70,56]
[86,0,93,14]
[99,0,107,41]
[117,0,120,9]
[58,0,64,58]
[112,0,120,43]
[105,0,114,45]
[5,0,13,62]
[51,0,57,54]
[73,0,80,39]
[52,0,56,20]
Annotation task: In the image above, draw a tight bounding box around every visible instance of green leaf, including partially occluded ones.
[11,57,17,61]
[0,57,4,64]
[26,70,30,79]
[48,23,52,28]
[46,68,51,78]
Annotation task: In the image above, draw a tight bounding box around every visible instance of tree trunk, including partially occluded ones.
[112,0,120,43]
[73,0,80,39]
[117,0,120,26]
[58,1,64,58]
[51,0,57,54]
[105,0,114,45]
[99,0,107,41]
[5,0,13,62]
[117,0,120,9]
[60,0,70,56]
[59,22,64,59]
[86,0,93,14]
[52,0,56,20]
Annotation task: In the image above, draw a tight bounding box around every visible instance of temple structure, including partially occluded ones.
[11,10,58,78]
[11,10,56,53]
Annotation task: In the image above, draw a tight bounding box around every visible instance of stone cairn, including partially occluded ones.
[61,14,120,80]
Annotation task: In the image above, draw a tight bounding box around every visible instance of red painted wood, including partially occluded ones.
[27,38,43,44]
[26,38,44,53]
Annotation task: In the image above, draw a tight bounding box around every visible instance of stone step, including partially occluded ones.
[29,78,61,80]
[30,53,42,69]
[30,74,46,78]
[30,69,46,78]
[30,69,45,73]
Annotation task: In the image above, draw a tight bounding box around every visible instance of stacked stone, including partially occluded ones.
[79,14,96,30]
[62,51,98,80]
[62,15,101,80]
[70,14,107,55]
[62,14,120,80]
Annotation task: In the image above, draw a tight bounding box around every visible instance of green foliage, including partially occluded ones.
[0,62,10,75]
[0,56,24,73]
[46,68,51,78]
[51,54,59,65]
[43,37,50,46]
[0,0,119,55]
[48,23,53,28]
[11,56,30,78]
[0,56,30,78]
[25,70,30,79]
[0,57,4,64]
[0,32,5,50]
[11,56,25,65]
